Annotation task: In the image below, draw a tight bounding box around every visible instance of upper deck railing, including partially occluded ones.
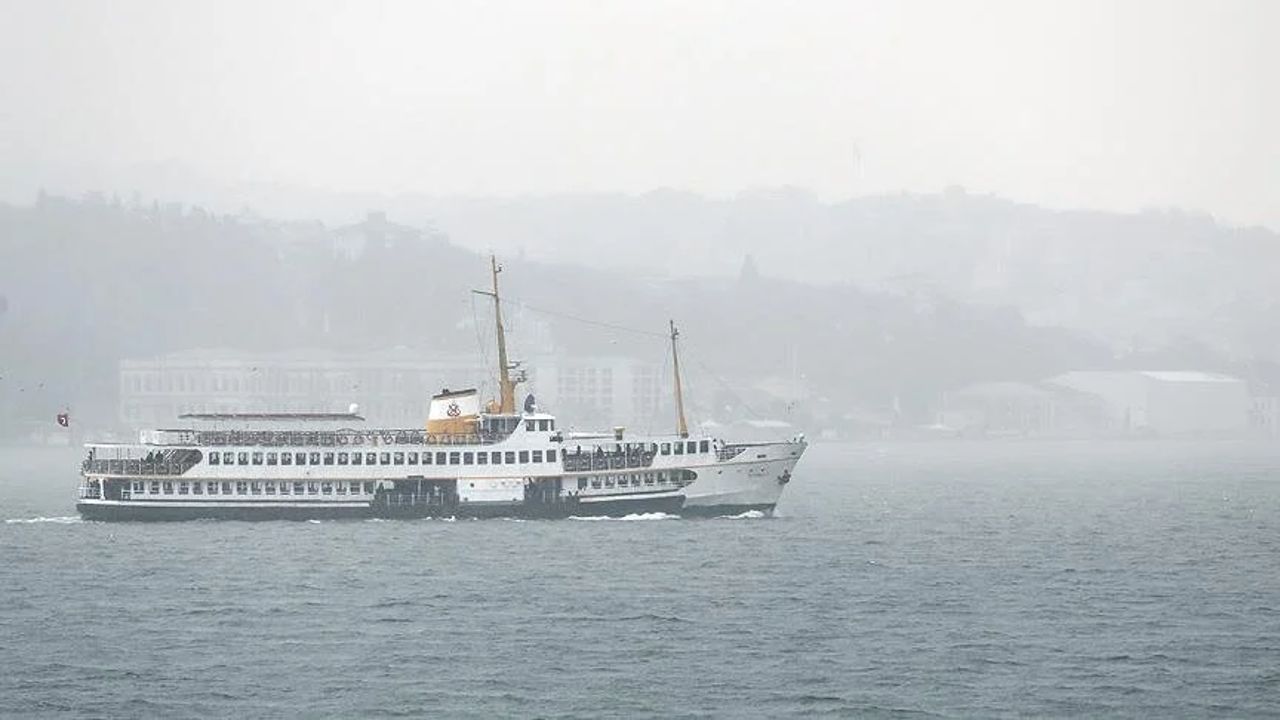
[136,428,515,449]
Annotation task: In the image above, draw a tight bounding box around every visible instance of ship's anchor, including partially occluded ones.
[777,469,792,485]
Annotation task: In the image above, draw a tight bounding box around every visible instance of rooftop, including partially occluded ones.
[1139,371,1243,384]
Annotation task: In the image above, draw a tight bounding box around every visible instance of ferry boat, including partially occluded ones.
[75,258,807,521]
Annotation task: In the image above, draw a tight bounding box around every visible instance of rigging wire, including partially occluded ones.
[482,292,789,439]
[469,293,493,399]
[683,339,790,442]
[493,296,668,339]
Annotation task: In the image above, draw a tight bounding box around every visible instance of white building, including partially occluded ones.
[1046,370,1251,436]
[118,349,669,432]
[119,349,485,428]
[526,355,668,431]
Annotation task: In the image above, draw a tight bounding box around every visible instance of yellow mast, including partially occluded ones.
[670,319,689,438]
[490,255,517,414]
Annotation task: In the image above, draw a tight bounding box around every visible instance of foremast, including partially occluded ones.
[670,319,689,438]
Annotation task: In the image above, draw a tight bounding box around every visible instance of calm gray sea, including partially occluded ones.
[3,440,1279,719]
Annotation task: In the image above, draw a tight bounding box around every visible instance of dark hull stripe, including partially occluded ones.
[76,502,376,522]
[77,493,690,522]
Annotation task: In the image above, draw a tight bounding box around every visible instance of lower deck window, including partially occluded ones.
[282,453,293,466]
[207,482,219,494]
[209,454,220,466]
[321,483,333,495]
[236,481,247,494]
[192,482,203,494]
[266,452,277,465]
[265,483,276,495]
[577,478,588,490]
[150,481,160,494]
[293,482,304,494]
[532,450,543,463]
[163,482,174,494]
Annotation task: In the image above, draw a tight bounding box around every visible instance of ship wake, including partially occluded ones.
[569,512,679,522]
[6,516,82,524]
[719,510,768,520]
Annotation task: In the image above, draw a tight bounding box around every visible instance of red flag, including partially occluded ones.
[56,412,69,427]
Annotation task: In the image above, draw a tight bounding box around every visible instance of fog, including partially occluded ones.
[1,0,1278,442]
[5,6,1280,715]
[4,0,1279,225]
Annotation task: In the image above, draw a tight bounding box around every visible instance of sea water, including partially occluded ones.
[3,440,1278,718]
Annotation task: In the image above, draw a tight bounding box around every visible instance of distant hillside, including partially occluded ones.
[377,188,1280,363]
[0,194,1128,434]
[94,182,1277,362]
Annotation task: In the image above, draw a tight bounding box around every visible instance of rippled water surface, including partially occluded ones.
[4,441,1280,718]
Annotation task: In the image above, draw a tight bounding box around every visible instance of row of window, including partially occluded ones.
[661,440,709,456]
[576,472,680,490]
[208,448,561,467]
[129,480,375,496]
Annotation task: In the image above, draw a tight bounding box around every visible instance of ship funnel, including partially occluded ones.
[426,388,480,436]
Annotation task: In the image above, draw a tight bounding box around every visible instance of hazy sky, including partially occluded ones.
[2,0,1277,228]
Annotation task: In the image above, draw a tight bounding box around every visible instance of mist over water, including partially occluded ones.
[5,441,1278,718]
[3,2,1279,716]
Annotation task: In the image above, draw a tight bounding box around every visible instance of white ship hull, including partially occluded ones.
[681,440,802,516]
[75,431,806,521]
